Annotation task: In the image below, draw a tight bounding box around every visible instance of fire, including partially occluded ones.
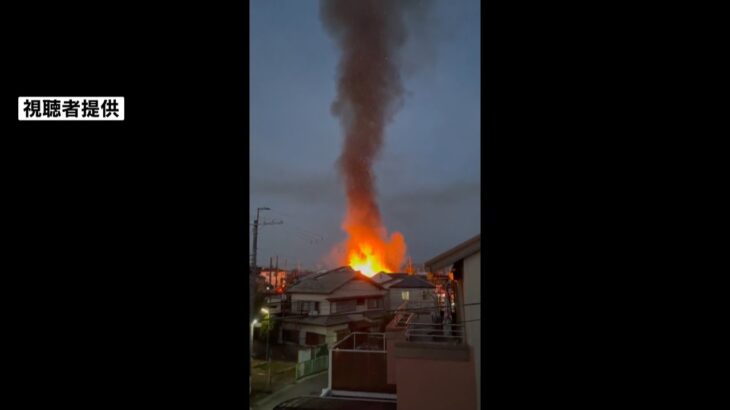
[342,218,407,277]
[349,245,389,277]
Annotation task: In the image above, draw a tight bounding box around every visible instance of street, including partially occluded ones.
[252,371,328,410]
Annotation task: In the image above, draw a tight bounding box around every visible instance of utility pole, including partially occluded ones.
[251,207,283,271]
[251,207,269,272]
[265,313,271,391]
[269,257,274,291]
[250,206,281,396]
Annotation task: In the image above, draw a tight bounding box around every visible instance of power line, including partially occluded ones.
[268,210,326,241]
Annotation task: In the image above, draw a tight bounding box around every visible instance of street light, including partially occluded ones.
[250,318,258,395]
[260,307,274,392]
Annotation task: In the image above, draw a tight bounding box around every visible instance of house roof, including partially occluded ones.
[424,234,481,272]
[326,294,384,301]
[370,272,392,283]
[387,275,435,289]
[286,266,384,294]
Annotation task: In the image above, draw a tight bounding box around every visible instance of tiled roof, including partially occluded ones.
[387,275,435,289]
[286,266,383,294]
[286,266,356,294]
[371,272,392,283]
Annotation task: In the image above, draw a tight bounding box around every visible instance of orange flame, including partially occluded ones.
[341,217,407,277]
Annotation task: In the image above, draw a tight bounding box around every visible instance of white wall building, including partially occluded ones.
[425,234,481,410]
[379,273,438,312]
[279,266,388,347]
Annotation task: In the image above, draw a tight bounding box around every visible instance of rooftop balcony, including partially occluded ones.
[384,305,477,410]
[323,302,477,409]
[327,332,396,399]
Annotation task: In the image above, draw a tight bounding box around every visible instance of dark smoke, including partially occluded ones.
[320,0,432,232]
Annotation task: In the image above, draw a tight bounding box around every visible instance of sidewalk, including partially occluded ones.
[251,360,297,403]
[252,370,328,410]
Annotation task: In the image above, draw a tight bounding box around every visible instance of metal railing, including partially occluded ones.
[404,322,465,344]
[394,312,413,328]
[332,332,386,352]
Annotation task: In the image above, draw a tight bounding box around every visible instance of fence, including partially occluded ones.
[330,332,395,394]
[404,322,465,344]
[295,354,328,380]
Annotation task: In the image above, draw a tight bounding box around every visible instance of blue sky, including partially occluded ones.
[250,0,480,271]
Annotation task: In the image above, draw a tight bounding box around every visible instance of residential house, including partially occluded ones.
[370,272,393,285]
[264,293,285,315]
[318,234,481,410]
[379,273,438,313]
[278,266,388,347]
[423,234,481,410]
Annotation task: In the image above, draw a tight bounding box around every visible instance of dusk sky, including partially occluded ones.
[250,0,480,271]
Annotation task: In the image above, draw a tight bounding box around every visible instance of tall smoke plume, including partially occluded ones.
[321,0,431,275]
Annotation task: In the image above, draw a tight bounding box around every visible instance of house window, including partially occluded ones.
[367,298,382,309]
[401,291,410,301]
[299,301,311,313]
[357,298,365,306]
[297,301,321,314]
[335,299,356,313]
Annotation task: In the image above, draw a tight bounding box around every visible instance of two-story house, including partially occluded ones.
[278,266,388,347]
[372,272,438,312]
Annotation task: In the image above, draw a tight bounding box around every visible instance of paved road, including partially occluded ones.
[252,371,328,410]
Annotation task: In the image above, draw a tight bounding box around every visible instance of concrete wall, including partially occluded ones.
[463,251,481,410]
[394,345,477,410]
[385,327,406,385]
[388,288,437,311]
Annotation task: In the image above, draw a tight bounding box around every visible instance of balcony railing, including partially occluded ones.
[332,332,385,352]
[404,322,465,345]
